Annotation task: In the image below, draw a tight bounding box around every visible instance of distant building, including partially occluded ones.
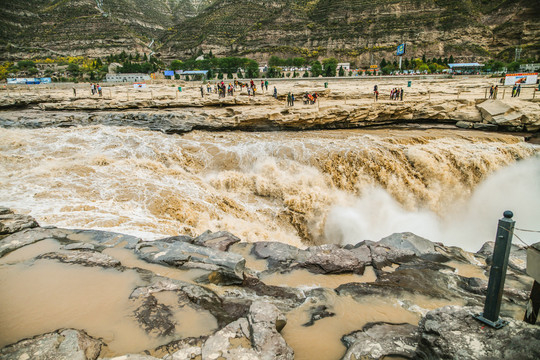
[519,63,540,72]
[176,70,208,80]
[448,63,484,74]
[105,73,150,82]
[337,63,350,71]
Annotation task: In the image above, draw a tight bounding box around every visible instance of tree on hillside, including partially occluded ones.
[323,58,338,77]
[507,61,520,72]
[382,64,395,75]
[380,58,387,68]
[293,57,306,67]
[338,66,345,77]
[245,59,259,78]
[267,66,281,78]
[170,60,183,71]
[67,63,80,75]
[422,54,426,63]
[449,55,454,64]
[17,60,36,69]
[269,56,281,67]
[311,60,323,77]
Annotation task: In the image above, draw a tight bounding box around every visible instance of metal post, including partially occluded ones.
[474,210,515,328]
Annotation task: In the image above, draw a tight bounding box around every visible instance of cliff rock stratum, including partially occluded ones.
[1,0,539,62]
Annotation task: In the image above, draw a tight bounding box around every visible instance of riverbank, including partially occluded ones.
[1,77,539,135]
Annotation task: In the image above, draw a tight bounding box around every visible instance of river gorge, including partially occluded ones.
[1,78,539,360]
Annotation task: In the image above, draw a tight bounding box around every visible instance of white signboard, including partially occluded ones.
[133,83,147,89]
[7,78,31,84]
[504,73,538,86]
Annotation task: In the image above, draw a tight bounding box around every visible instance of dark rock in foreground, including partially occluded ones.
[415,306,540,360]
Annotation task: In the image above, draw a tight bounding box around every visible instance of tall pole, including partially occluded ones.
[474,210,515,328]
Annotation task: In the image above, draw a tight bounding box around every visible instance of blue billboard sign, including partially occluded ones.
[164,70,175,76]
[397,43,406,56]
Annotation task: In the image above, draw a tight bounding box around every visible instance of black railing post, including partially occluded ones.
[474,210,515,329]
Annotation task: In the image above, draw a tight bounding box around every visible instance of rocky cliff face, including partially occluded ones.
[166,0,540,63]
[0,0,216,59]
[1,0,538,63]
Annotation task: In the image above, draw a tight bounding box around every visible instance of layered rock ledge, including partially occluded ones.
[1,78,539,136]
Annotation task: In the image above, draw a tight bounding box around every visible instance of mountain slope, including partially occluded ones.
[0,0,538,63]
[0,0,216,59]
[163,0,540,63]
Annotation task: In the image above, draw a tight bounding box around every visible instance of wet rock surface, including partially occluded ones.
[341,322,419,360]
[0,207,535,360]
[37,250,122,268]
[135,239,246,284]
[477,241,528,273]
[415,306,540,360]
[0,210,39,235]
[192,230,241,251]
[297,244,367,275]
[0,329,102,360]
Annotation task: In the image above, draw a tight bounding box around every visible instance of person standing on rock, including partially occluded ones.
[511,84,516,97]
[400,88,403,101]
[273,86,277,99]
[265,80,268,91]
[489,85,494,99]
[261,80,264,93]
[97,84,102,97]
[291,93,295,106]
[517,84,521,97]
[200,85,204,98]
[493,85,498,99]
[287,92,291,106]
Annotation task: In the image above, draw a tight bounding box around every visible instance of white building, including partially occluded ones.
[105,73,150,82]
[519,63,540,72]
[337,63,350,71]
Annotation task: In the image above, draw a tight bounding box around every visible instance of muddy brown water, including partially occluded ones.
[0,240,217,355]
[0,238,532,359]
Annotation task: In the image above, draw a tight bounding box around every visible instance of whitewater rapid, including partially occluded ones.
[0,125,538,251]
